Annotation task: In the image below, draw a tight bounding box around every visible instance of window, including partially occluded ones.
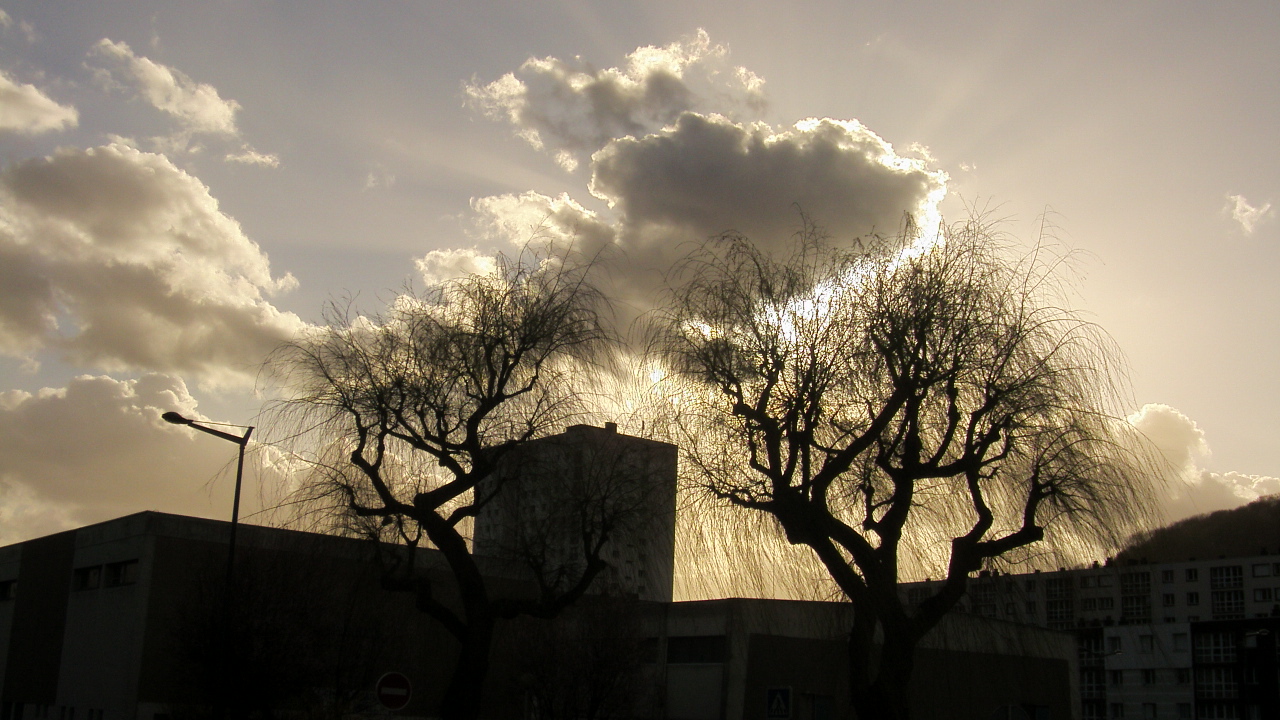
[1195,666,1239,699]
[0,579,15,601]
[1253,588,1273,602]
[1140,635,1154,653]
[1006,603,1017,616]
[1046,577,1074,598]
[1025,601,1037,615]
[1211,589,1245,619]
[1162,569,1175,583]
[1047,598,1074,627]
[1185,568,1199,582]
[1100,597,1115,610]
[1121,572,1151,595]
[1142,704,1156,720]
[1082,668,1106,697]
[1210,565,1243,590]
[1098,575,1115,588]
[1176,668,1191,684]
[1176,704,1191,719]
[104,560,138,587]
[1194,632,1237,663]
[1122,595,1152,623]
[1142,669,1157,685]
[1025,578,1037,591]
[1110,669,1124,685]
[1109,637,1122,654]
[1110,702,1125,718]
[1083,598,1098,611]
[1082,576,1097,588]
[1252,563,1272,578]
[1163,593,1176,607]
[1173,633,1189,651]
[71,566,102,591]
[1186,592,1200,606]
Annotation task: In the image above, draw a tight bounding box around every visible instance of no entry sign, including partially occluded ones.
[375,671,413,711]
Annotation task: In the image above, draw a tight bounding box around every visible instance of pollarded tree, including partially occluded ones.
[653,218,1157,720]
[270,247,639,720]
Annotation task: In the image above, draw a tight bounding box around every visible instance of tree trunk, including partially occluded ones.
[439,614,496,720]
[848,624,916,720]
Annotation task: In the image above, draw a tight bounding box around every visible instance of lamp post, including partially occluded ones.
[163,411,253,717]
[162,412,254,583]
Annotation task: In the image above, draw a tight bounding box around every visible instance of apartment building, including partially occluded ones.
[903,555,1280,719]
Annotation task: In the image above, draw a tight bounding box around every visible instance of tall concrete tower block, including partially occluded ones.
[472,423,677,602]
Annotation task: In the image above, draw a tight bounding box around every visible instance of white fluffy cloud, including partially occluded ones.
[0,69,78,134]
[88,39,277,165]
[92,38,240,135]
[0,374,291,544]
[415,247,499,285]
[462,34,946,329]
[1129,403,1280,521]
[466,29,765,171]
[0,144,305,386]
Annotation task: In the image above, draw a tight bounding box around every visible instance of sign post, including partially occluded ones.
[766,686,792,719]
[375,672,413,711]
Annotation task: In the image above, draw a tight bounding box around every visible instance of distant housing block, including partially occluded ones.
[472,423,678,603]
[901,555,1280,719]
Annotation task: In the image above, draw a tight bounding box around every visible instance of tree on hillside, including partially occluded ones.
[1119,494,1280,563]
[270,247,641,720]
[652,218,1158,720]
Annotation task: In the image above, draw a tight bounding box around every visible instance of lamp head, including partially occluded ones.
[162,411,192,425]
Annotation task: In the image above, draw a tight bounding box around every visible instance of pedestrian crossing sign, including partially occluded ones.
[766,686,792,719]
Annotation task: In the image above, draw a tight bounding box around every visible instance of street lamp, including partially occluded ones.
[162,412,254,581]
[163,411,253,717]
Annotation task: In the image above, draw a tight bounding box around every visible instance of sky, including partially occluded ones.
[0,1,1278,549]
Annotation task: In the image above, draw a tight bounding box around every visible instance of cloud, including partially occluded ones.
[460,34,947,332]
[466,29,766,171]
[91,38,240,135]
[1129,403,1280,521]
[415,247,498,285]
[88,39,276,165]
[1225,194,1274,234]
[363,164,396,191]
[0,69,78,134]
[0,143,305,386]
[468,115,944,328]
[1128,403,1208,474]
[225,146,281,168]
[0,374,290,545]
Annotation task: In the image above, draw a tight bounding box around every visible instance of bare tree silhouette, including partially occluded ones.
[650,217,1159,720]
[268,245,644,720]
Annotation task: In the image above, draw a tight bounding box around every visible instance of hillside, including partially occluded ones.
[1117,495,1280,563]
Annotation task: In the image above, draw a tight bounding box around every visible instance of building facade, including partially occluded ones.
[472,423,678,603]
[902,555,1280,719]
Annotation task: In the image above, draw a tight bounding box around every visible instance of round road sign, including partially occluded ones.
[375,671,412,711]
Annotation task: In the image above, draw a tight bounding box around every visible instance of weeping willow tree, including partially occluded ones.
[268,247,641,720]
[651,218,1159,720]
